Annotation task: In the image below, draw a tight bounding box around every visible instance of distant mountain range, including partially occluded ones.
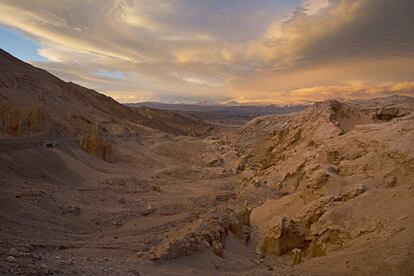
[127,101,308,113]
[126,102,309,126]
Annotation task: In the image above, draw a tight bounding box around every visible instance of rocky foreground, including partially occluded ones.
[0,50,413,275]
[237,96,414,275]
[141,95,414,275]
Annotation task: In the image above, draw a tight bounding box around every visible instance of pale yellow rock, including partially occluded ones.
[291,248,303,265]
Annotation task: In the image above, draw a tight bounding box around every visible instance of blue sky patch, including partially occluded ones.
[96,69,126,80]
[0,25,44,61]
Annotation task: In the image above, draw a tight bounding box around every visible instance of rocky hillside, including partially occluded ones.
[0,50,141,137]
[234,96,414,274]
[134,106,213,137]
[0,49,212,138]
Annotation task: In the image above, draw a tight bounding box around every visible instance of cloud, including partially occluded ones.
[0,0,413,103]
[254,0,414,66]
[225,81,414,105]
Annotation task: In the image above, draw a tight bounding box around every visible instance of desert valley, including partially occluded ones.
[0,1,413,275]
[0,49,413,275]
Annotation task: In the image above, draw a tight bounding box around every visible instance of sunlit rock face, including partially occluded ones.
[242,96,414,271]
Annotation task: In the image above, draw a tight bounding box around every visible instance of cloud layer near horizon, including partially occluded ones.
[0,0,413,103]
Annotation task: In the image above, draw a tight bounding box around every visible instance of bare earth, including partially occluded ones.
[0,50,413,275]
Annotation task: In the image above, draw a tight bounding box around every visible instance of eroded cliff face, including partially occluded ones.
[0,104,53,136]
[236,96,414,268]
[78,134,113,162]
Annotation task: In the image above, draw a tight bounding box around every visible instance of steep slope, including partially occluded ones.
[235,96,414,275]
[0,50,144,138]
[134,106,213,137]
[0,49,212,138]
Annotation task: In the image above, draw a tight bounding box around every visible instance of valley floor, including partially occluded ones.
[0,125,413,276]
[0,130,264,275]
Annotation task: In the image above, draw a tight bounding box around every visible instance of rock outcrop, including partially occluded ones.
[149,206,252,261]
[241,96,414,267]
[259,186,367,257]
[79,134,112,162]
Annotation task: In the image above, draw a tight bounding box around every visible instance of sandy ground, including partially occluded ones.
[0,130,267,275]
[1,131,412,276]
[1,98,414,276]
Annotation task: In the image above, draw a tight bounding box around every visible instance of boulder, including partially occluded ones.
[212,241,224,257]
[9,248,19,257]
[383,175,397,188]
[6,256,16,262]
[205,157,224,167]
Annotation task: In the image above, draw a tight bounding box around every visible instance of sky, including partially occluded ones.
[0,0,413,104]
